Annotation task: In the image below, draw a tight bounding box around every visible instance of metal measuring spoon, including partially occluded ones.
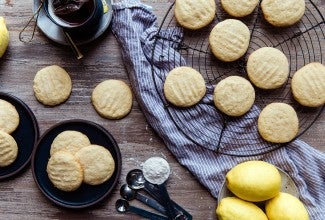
[120,184,167,215]
[126,169,191,220]
[115,199,169,220]
[127,169,163,201]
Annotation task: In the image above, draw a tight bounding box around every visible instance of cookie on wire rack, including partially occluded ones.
[291,62,325,107]
[209,19,250,62]
[261,0,305,27]
[258,103,299,143]
[174,0,216,30]
[164,66,206,107]
[247,47,289,89]
[213,76,255,117]
[221,0,259,17]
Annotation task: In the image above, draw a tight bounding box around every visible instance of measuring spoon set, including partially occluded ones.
[116,169,192,220]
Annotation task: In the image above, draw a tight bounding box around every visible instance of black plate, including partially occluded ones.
[0,92,39,180]
[31,119,122,209]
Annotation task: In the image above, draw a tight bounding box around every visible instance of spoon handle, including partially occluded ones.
[144,182,192,220]
[157,184,178,219]
[136,192,167,215]
[63,31,83,60]
[128,205,169,220]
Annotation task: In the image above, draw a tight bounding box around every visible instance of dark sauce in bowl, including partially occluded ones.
[52,0,95,25]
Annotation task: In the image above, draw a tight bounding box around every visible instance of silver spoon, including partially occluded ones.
[63,31,83,59]
[126,169,161,199]
[120,184,167,215]
[115,199,169,220]
[126,169,190,220]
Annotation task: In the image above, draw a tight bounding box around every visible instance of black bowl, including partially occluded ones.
[0,92,39,180]
[31,119,122,209]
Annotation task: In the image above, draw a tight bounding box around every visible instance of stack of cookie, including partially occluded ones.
[46,130,115,192]
[167,0,325,144]
[0,99,20,167]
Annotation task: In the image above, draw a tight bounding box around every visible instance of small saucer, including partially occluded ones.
[0,92,39,180]
[33,0,113,45]
[218,167,299,204]
[31,119,122,209]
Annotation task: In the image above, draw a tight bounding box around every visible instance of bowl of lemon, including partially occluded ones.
[216,160,309,220]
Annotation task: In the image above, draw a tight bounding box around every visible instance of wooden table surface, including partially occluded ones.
[0,0,324,219]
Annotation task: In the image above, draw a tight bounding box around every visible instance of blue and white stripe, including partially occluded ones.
[112,1,325,219]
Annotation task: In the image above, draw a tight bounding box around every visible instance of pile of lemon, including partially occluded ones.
[216,160,309,220]
[0,16,9,58]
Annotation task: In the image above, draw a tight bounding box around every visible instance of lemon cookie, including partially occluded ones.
[174,0,216,30]
[247,47,289,89]
[261,0,305,27]
[50,130,91,156]
[0,130,18,167]
[46,151,83,192]
[258,103,299,143]
[221,0,259,17]
[209,19,250,62]
[75,145,115,185]
[291,62,325,107]
[33,65,72,106]
[0,99,20,134]
[164,66,206,107]
[91,80,133,119]
[213,76,255,116]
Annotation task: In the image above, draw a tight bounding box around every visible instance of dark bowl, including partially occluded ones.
[31,119,122,209]
[0,92,39,180]
[43,0,104,34]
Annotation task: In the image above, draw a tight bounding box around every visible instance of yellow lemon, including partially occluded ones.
[266,192,309,220]
[216,197,268,220]
[226,160,281,202]
[0,16,9,58]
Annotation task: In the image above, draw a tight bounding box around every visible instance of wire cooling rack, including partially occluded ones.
[150,0,324,156]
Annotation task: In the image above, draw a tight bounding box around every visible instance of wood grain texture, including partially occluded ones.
[0,0,324,219]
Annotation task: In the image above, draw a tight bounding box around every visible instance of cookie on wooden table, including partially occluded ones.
[213,76,255,116]
[91,80,133,119]
[221,0,259,17]
[209,19,250,62]
[164,66,206,107]
[50,130,91,156]
[46,150,83,192]
[258,103,299,143]
[0,130,18,167]
[75,145,115,185]
[174,0,216,30]
[261,0,305,27]
[0,99,20,134]
[291,62,325,107]
[33,65,72,106]
[247,47,289,89]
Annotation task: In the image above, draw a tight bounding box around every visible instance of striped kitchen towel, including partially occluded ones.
[111,0,325,219]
